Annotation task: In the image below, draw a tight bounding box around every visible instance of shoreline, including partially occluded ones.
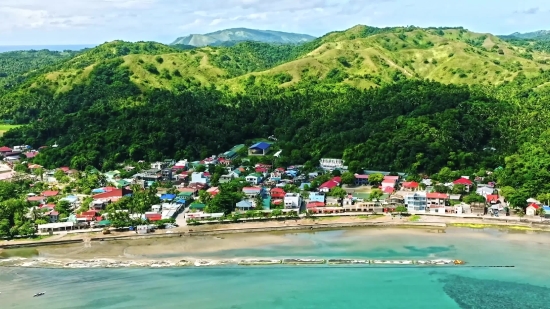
[2,215,549,250]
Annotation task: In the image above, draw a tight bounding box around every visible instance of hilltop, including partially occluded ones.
[2,25,550,102]
[170,28,316,47]
[502,30,550,40]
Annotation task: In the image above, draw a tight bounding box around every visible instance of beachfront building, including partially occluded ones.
[319,158,344,171]
[427,193,448,214]
[283,193,302,210]
[404,192,427,213]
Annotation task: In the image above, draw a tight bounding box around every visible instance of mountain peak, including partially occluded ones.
[170,28,315,47]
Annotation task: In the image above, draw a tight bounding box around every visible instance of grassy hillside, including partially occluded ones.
[3,26,550,106]
[226,26,550,90]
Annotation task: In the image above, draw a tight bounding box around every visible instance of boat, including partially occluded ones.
[33,292,45,297]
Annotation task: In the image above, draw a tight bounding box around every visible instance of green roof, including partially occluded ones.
[178,191,193,196]
[189,203,206,210]
[98,220,111,226]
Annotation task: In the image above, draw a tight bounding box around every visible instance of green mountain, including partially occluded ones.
[503,30,550,40]
[2,25,550,202]
[170,28,316,47]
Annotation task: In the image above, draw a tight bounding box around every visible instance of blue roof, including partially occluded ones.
[543,206,550,211]
[236,200,253,208]
[160,194,176,200]
[249,142,271,150]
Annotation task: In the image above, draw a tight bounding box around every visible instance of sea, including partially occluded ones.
[1,227,550,309]
[0,45,96,53]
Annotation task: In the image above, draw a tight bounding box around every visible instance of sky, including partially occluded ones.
[0,0,549,45]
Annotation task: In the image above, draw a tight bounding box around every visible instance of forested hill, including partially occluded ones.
[2,25,550,197]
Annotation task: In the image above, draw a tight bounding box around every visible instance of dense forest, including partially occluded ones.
[1,25,550,200]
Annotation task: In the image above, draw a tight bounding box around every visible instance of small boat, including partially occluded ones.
[33,292,45,297]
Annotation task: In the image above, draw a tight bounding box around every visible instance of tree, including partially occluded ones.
[395,205,408,215]
[452,184,467,195]
[536,193,550,206]
[195,165,206,172]
[33,167,44,181]
[329,186,347,199]
[536,207,546,218]
[198,190,212,205]
[347,160,362,174]
[462,193,485,204]
[55,200,72,216]
[14,163,29,174]
[341,172,355,185]
[434,184,450,193]
[272,208,283,219]
[54,169,66,181]
[331,169,342,177]
[369,188,383,201]
[368,173,384,184]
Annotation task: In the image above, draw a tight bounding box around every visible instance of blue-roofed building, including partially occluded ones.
[309,192,325,203]
[160,194,176,201]
[248,142,271,156]
[236,200,254,212]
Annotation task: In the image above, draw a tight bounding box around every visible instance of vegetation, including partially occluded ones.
[2,25,550,205]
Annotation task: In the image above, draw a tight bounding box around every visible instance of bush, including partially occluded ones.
[155,56,164,64]
[143,63,159,74]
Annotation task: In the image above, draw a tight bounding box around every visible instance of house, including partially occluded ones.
[219,145,244,160]
[283,193,302,210]
[526,203,540,216]
[151,162,166,170]
[453,177,473,192]
[25,151,39,159]
[134,169,162,182]
[401,181,419,191]
[145,213,162,222]
[245,173,262,185]
[476,186,495,196]
[271,187,286,199]
[381,176,398,191]
[404,192,427,213]
[160,194,176,202]
[27,196,46,203]
[116,179,131,188]
[248,142,271,156]
[161,169,173,180]
[189,203,206,212]
[0,146,13,155]
[307,201,325,209]
[76,210,101,223]
[354,174,369,186]
[319,177,341,193]
[191,172,209,185]
[219,174,234,184]
[319,158,344,170]
[255,167,269,174]
[383,186,395,194]
[236,200,254,212]
[42,190,60,197]
[188,182,207,191]
[92,188,133,203]
[427,193,448,207]
[309,192,326,203]
[243,187,262,198]
[207,187,220,196]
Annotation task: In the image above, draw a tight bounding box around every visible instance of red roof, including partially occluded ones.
[319,180,339,190]
[81,210,99,217]
[49,211,59,216]
[307,202,325,209]
[276,168,285,172]
[42,191,59,197]
[354,174,369,179]
[528,203,540,209]
[272,199,283,205]
[25,152,38,159]
[27,196,45,202]
[59,166,70,172]
[453,178,473,185]
[427,193,448,199]
[93,188,132,200]
[271,187,286,198]
[332,176,342,183]
[383,187,395,194]
[402,181,419,188]
[255,167,268,173]
[486,195,499,203]
[383,176,399,181]
[145,213,162,221]
[0,146,12,152]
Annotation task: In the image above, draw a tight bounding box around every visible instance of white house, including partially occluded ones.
[476,186,494,197]
[526,203,540,216]
[191,172,209,185]
[319,158,344,170]
[245,174,262,185]
[404,192,427,213]
[283,193,302,210]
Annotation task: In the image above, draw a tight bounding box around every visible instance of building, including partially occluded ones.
[92,188,133,203]
[236,200,254,212]
[248,142,271,156]
[309,192,326,203]
[283,193,302,210]
[318,177,340,193]
[354,174,369,186]
[270,187,286,199]
[219,174,234,183]
[526,203,540,216]
[245,173,262,185]
[220,144,245,160]
[381,176,398,191]
[404,192,427,213]
[319,158,344,170]
[243,187,262,198]
[453,177,473,192]
[401,181,419,191]
[191,172,209,185]
[134,169,162,182]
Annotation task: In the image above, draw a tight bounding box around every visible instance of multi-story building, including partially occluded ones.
[284,193,302,210]
[404,192,427,213]
[319,158,344,170]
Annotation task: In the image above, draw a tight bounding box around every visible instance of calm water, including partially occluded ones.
[1,228,550,309]
[0,45,95,53]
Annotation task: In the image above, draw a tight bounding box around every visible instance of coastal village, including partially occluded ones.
[0,141,549,238]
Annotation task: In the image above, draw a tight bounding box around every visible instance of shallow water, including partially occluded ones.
[1,227,549,309]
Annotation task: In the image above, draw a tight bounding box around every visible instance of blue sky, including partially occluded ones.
[0,0,548,45]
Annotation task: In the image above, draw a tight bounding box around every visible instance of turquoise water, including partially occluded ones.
[1,228,550,309]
